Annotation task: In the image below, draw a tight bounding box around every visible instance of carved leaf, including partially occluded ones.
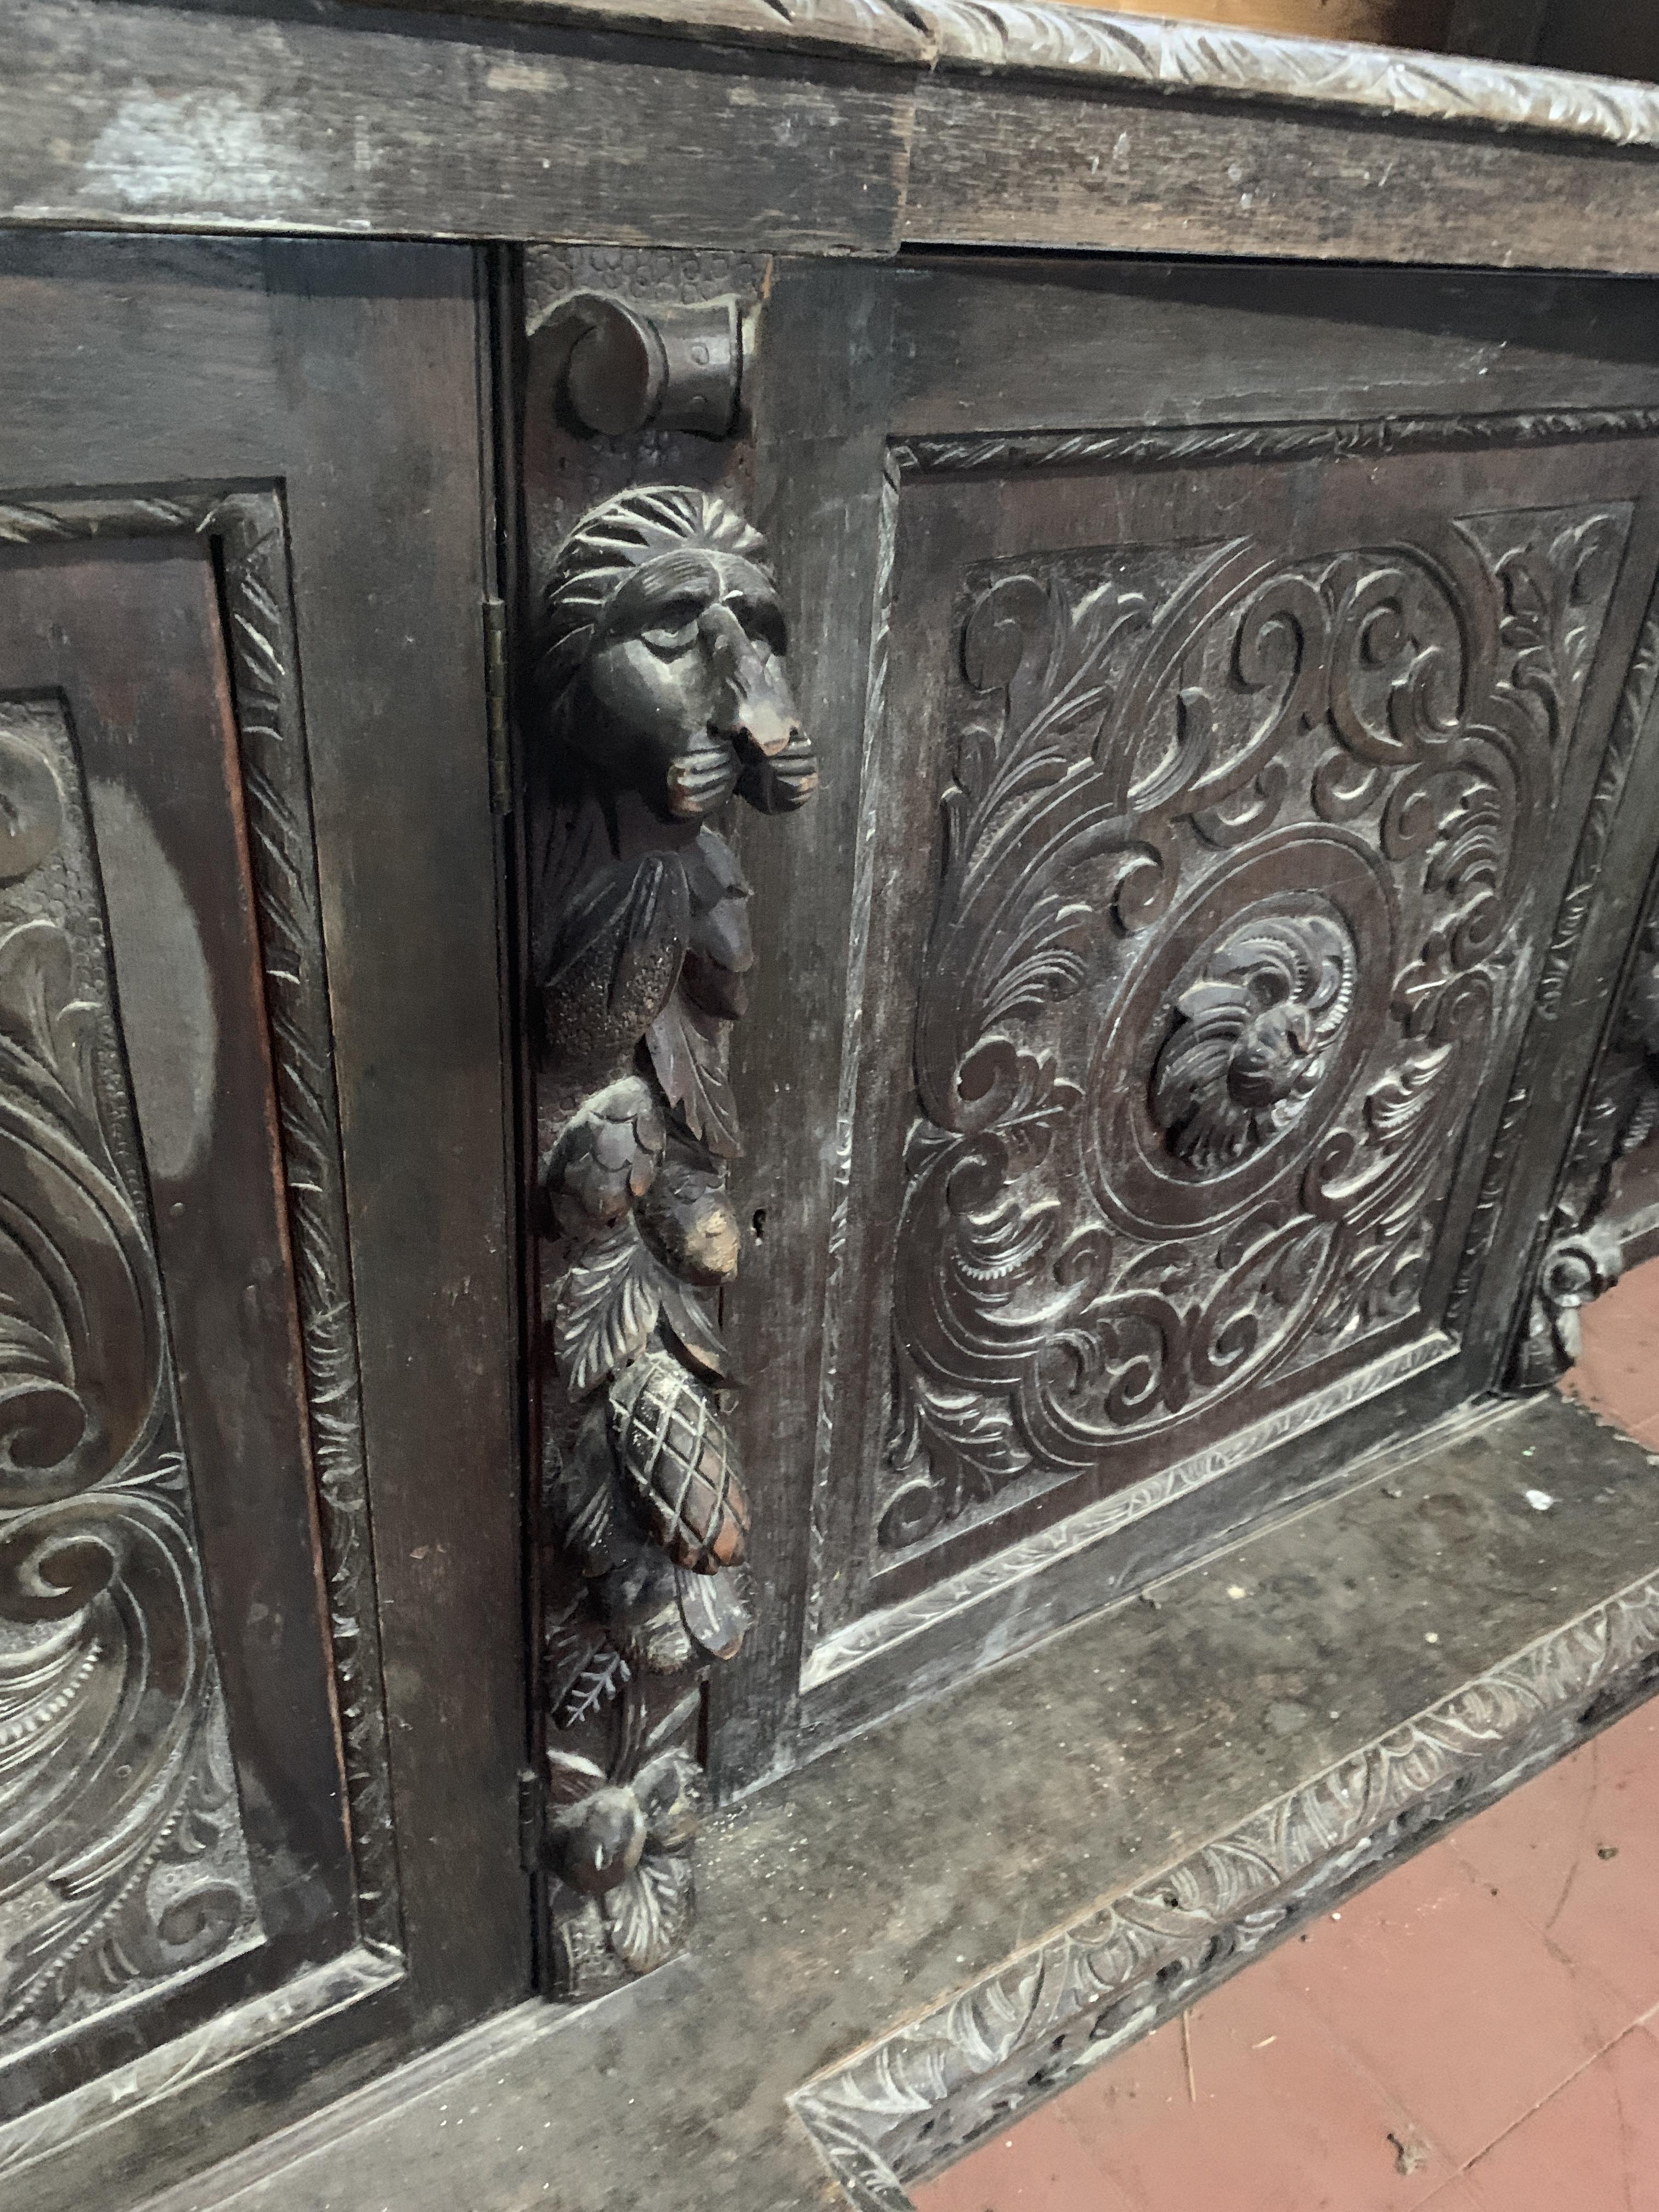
[676,1562,753,1661]
[542,1412,625,1575]
[602,1848,694,1976]
[553,1218,662,1397]
[657,1276,733,1381]
[645,986,743,1159]
[1364,1046,1454,1146]
[552,1640,631,1731]
[545,1745,610,1809]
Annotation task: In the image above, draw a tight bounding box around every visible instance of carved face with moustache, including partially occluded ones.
[534,488,817,1085]
[540,487,817,825]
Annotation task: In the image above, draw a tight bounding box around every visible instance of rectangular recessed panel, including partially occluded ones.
[0,520,374,2117]
[810,424,1659,1645]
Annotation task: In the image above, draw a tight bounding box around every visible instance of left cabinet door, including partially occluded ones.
[0,236,528,2209]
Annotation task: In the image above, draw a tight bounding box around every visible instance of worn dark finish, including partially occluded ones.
[0,0,912,255]
[905,75,1659,270]
[534,291,743,437]
[0,236,527,2212]
[529,485,815,1991]
[9,1,1659,273]
[17,2,1659,2200]
[132,1390,1659,2212]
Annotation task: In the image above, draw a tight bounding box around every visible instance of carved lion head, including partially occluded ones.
[538,487,816,823]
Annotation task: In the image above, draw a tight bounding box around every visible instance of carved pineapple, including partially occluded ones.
[608,1351,748,1572]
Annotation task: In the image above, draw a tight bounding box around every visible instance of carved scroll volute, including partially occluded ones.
[1509,902,1659,1389]
[530,487,815,1994]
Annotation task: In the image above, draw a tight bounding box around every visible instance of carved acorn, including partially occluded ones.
[638,1154,741,1286]
[608,1351,748,1573]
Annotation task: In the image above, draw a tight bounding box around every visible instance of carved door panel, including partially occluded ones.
[0,519,372,2109]
[714,256,1659,1786]
[834,442,1642,1597]
[0,239,526,2210]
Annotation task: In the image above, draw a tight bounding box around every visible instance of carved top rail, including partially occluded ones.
[13,0,1659,274]
[337,0,1659,152]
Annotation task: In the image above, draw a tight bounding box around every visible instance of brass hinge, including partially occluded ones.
[483,595,512,817]
[518,1766,546,1872]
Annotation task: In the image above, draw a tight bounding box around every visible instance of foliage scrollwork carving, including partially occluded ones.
[0,707,260,2047]
[881,508,1627,1550]
[531,487,815,1994]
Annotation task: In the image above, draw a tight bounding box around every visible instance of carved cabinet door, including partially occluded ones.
[0,237,527,2208]
[714,255,1659,1787]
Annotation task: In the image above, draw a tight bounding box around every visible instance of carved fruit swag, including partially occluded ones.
[531,486,815,1995]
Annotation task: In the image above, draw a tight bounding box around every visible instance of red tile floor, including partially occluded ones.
[915,1259,1659,2212]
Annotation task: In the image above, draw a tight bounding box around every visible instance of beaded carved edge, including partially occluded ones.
[792,1491,1659,2205]
[353,0,1659,155]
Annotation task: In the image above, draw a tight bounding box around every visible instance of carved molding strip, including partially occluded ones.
[0,490,401,1956]
[326,0,1659,156]
[893,408,1659,479]
[208,497,403,1952]
[804,459,900,1662]
[794,1539,1659,2205]
[912,1,1659,151]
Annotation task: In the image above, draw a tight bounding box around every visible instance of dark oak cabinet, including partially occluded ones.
[10,11,1659,2209]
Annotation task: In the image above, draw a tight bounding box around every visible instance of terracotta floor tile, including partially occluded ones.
[920,1270,1659,2212]
[1459,2023,1659,2212]
[1271,1837,1628,2166]
[1449,1703,1659,2020]
[1561,1260,1659,1432]
[911,2101,1140,2212]
[1060,1954,1453,2211]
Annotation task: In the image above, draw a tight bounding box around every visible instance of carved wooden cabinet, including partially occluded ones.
[10,7,1659,2209]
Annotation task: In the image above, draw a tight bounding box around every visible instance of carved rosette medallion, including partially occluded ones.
[879,506,1629,1552]
[531,488,815,1995]
[1150,910,1354,1172]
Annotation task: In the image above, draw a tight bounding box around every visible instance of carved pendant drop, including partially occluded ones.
[529,486,814,1995]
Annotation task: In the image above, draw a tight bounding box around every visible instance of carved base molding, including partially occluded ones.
[0,1946,402,2191]
[793,1543,1659,2208]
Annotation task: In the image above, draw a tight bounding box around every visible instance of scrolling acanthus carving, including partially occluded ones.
[881,510,1626,1550]
[531,488,815,1994]
[0,708,259,2045]
[1509,901,1659,1387]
